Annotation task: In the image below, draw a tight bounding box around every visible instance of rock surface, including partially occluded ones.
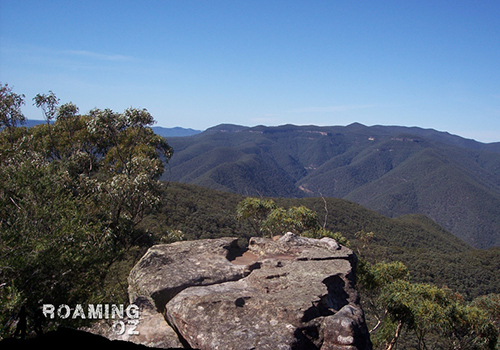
[88,297,184,349]
[128,238,253,312]
[113,233,371,349]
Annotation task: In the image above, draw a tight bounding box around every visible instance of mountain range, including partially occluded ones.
[163,123,500,249]
[24,119,202,137]
[152,126,201,137]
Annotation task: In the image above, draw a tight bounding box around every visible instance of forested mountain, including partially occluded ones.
[164,123,500,248]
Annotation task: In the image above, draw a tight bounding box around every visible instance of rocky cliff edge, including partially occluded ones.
[95,233,372,350]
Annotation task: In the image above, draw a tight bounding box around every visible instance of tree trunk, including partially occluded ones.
[386,321,402,350]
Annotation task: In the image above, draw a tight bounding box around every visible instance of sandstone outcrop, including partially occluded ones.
[108,233,371,349]
[127,237,252,312]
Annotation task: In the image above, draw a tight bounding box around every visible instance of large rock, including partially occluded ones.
[320,305,372,350]
[122,233,371,349]
[128,237,253,311]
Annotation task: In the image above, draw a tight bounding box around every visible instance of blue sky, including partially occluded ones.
[1,1,500,142]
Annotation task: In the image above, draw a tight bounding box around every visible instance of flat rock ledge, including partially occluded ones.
[95,233,372,349]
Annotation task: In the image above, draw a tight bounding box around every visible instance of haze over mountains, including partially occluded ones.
[24,120,202,138]
[164,123,500,249]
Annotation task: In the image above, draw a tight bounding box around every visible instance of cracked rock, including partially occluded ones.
[121,233,372,349]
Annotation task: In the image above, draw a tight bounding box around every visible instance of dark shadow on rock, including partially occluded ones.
[301,275,349,323]
[322,274,350,311]
[292,325,322,350]
[322,305,373,350]
[0,326,190,350]
[224,238,249,262]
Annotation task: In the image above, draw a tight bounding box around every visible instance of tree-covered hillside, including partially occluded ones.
[145,181,500,300]
[165,123,500,248]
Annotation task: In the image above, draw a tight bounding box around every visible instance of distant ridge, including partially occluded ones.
[152,126,202,137]
[23,119,52,127]
[23,119,202,137]
[165,123,500,249]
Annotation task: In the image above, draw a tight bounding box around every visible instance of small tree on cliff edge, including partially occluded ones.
[236,197,349,246]
[236,197,277,236]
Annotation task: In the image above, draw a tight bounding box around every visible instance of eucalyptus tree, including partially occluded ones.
[0,88,173,336]
[0,83,25,129]
[0,84,26,146]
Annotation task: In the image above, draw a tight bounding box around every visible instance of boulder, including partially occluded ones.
[117,234,371,349]
[128,237,253,311]
[321,305,372,350]
[164,233,368,349]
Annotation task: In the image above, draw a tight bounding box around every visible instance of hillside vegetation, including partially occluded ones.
[165,123,500,248]
[146,182,500,300]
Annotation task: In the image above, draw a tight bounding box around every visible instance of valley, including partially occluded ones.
[164,123,500,249]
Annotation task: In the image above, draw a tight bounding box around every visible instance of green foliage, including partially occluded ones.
[0,89,172,337]
[355,230,375,247]
[33,91,59,123]
[0,83,26,129]
[471,294,500,330]
[0,145,111,333]
[358,261,410,291]
[261,205,319,236]
[141,182,254,241]
[236,197,277,236]
[382,281,498,349]
[359,262,498,350]
[235,197,350,243]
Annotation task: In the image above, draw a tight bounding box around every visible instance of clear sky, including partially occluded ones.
[1,1,500,142]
